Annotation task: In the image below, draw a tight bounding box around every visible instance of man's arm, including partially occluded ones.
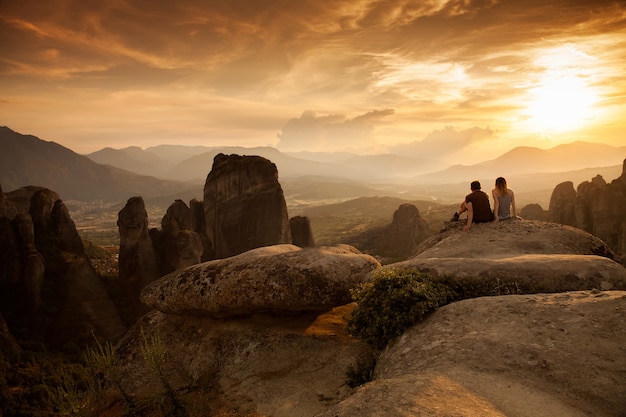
[464,202,473,231]
[492,190,500,221]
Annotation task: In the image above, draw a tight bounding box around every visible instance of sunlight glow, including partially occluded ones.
[522,45,600,134]
[524,74,599,133]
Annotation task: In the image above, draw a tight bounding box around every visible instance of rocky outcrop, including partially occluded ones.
[549,181,577,226]
[0,187,125,348]
[381,203,430,258]
[119,243,380,416]
[117,305,370,417]
[317,291,626,417]
[117,217,626,416]
[548,160,626,260]
[190,198,213,261]
[289,215,315,247]
[203,153,291,259]
[117,196,160,319]
[141,244,381,317]
[519,203,549,221]
[151,199,204,275]
[397,219,624,292]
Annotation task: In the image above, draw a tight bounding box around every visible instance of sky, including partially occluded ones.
[1,0,625,163]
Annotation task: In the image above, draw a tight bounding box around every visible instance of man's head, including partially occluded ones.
[470,180,481,191]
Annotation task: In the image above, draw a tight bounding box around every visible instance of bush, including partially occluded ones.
[346,269,456,351]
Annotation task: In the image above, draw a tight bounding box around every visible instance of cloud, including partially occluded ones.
[389,126,496,160]
[0,0,625,153]
[277,109,394,152]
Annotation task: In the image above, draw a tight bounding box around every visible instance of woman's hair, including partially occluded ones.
[495,177,507,193]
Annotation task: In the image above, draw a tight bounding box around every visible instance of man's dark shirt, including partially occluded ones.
[465,190,493,223]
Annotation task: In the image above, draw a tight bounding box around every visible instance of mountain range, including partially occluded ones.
[1,125,625,208]
[0,126,198,202]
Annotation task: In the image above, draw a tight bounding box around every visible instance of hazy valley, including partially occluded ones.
[2,125,624,248]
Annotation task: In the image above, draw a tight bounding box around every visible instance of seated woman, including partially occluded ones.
[492,177,517,221]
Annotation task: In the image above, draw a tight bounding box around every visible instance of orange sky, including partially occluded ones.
[1,0,625,163]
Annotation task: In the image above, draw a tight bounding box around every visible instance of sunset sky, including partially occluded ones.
[1,0,625,163]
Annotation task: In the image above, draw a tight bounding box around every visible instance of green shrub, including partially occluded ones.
[346,269,456,351]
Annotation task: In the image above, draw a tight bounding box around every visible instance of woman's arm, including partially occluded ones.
[510,189,517,217]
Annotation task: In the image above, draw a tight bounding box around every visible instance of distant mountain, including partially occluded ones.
[86,144,445,182]
[86,146,169,177]
[0,126,199,202]
[144,144,216,165]
[415,141,626,184]
[167,146,343,181]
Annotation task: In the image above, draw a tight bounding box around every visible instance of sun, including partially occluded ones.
[523,74,599,133]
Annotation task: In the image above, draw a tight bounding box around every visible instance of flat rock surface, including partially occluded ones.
[415,218,615,260]
[316,291,626,417]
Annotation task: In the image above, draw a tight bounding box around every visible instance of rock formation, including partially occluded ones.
[549,159,626,260]
[519,203,549,221]
[289,215,315,247]
[116,217,626,416]
[382,203,430,258]
[203,153,291,259]
[189,198,213,261]
[344,203,431,262]
[117,196,160,319]
[549,181,577,226]
[151,199,204,275]
[118,244,380,415]
[0,186,125,348]
[317,291,626,417]
[395,219,624,291]
[0,184,7,217]
[141,244,381,317]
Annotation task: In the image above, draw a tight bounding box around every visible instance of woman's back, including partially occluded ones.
[496,190,512,219]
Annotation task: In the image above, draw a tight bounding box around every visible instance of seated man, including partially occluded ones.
[451,180,494,231]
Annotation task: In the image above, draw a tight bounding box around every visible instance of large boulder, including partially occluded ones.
[414,218,615,260]
[141,244,381,317]
[116,304,370,417]
[203,153,291,259]
[316,291,626,417]
[393,219,625,293]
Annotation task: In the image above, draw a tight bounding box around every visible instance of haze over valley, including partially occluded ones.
[1,125,624,247]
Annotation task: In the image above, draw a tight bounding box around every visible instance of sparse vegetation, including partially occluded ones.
[140,328,189,417]
[347,269,456,351]
[345,268,525,385]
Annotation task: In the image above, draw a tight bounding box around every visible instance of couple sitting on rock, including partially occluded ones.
[451,177,517,231]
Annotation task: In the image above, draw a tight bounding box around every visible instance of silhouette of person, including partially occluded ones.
[492,177,517,221]
[451,180,494,231]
